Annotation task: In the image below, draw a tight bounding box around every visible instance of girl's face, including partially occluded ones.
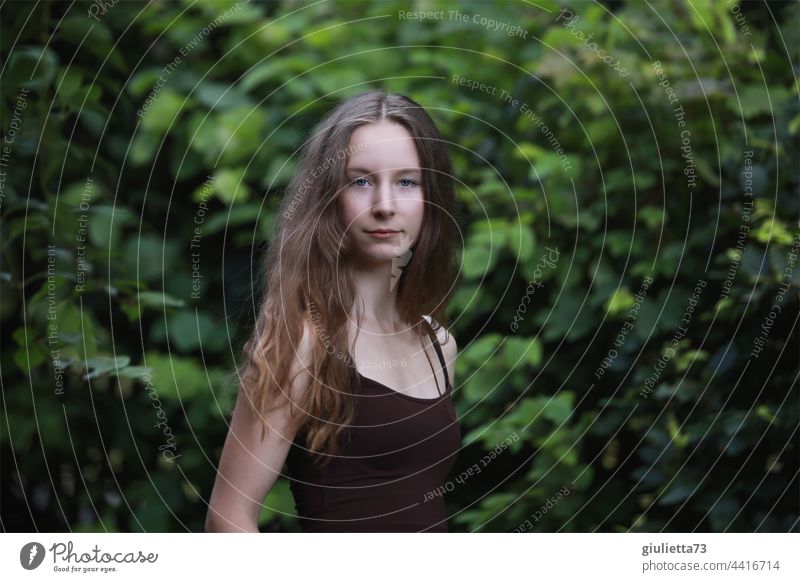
[338,119,425,266]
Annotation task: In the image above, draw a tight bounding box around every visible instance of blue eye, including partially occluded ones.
[348,177,419,188]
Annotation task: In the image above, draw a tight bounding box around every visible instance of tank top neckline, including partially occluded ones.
[357,371,451,403]
[349,317,452,403]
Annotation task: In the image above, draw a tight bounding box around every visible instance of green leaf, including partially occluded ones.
[733,85,792,119]
[503,336,542,368]
[462,365,501,404]
[112,366,153,380]
[140,90,186,134]
[57,17,126,72]
[659,480,695,505]
[137,291,186,310]
[78,356,131,380]
[203,204,262,236]
[259,479,297,525]
[240,60,285,93]
[461,241,495,279]
[542,393,574,424]
[605,287,635,316]
[140,351,211,400]
[6,45,59,90]
[507,221,536,262]
[505,398,545,428]
[461,334,501,365]
[194,82,250,111]
[167,310,228,353]
[213,167,251,205]
[55,67,83,102]
[15,345,46,374]
[86,205,136,249]
[638,206,664,230]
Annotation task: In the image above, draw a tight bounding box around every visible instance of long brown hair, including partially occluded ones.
[236,90,460,467]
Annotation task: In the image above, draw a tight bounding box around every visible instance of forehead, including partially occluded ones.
[347,120,420,169]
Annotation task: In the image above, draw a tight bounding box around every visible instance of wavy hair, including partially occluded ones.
[236,90,460,468]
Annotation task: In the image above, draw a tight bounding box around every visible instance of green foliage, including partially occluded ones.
[1,0,796,533]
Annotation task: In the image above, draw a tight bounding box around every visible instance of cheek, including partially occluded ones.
[337,195,363,226]
[403,197,425,227]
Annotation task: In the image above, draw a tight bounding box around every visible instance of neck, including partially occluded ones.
[350,259,406,333]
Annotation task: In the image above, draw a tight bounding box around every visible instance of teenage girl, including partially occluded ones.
[206,90,461,532]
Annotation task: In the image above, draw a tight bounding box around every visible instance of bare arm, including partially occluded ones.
[205,322,314,532]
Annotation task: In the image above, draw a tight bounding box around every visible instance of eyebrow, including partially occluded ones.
[345,167,422,174]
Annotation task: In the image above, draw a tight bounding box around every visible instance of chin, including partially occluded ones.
[355,249,400,265]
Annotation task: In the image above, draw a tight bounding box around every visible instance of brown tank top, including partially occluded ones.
[285,318,461,532]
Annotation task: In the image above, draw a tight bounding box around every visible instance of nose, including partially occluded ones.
[371,177,396,218]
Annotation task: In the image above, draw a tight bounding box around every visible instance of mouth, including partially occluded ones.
[366,229,401,239]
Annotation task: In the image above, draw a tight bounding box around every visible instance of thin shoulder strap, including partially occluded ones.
[422,317,451,392]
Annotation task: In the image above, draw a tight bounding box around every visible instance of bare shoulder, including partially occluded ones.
[251,317,316,411]
[238,317,315,423]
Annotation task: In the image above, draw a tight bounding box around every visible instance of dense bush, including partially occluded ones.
[1,0,797,532]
